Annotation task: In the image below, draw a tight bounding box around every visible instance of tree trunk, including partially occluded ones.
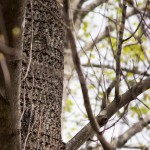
[21,0,65,149]
[0,1,25,149]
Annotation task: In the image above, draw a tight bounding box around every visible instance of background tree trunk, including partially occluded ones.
[0,1,25,149]
[21,0,65,149]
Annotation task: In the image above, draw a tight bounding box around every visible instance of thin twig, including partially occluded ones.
[102,103,129,132]
[137,98,150,111]
[106,26,115,57]
[82,6,145,54]
[82,63,150,76]
[123,0,148,42]
[101,80,116,110]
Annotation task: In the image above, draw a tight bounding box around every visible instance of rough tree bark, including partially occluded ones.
[21,0,65,149]
[0,1,25,149]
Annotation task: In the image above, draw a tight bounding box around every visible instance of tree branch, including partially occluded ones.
[73,0,86,21]
[66,77,150,150]
[115,114,150,148]
[101,80,116,110]
[82,63,150,76]
[0,42,21,59]
[115,0,127,101]
[74,0,108,30]
[64,0,114,150]
[82,5,146,52]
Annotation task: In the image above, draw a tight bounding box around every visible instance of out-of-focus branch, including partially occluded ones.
[82,63,150,76]
[73,0,86,21]
[91,144,149,150]
[64,1,114,150]
[0,5,21,102]
[83,24,114,52]
[115,0,127,101]
[127,4,146,17]
[83,5,146,52]
[115,114,150,148]
[77,0,107,18]
[123,1,148,42]
[66,77,150,150]
[101,80,116,110]
[123,145,149,149]
[74,0,108,30]
[0,42,21,59]
[0,5,21,60]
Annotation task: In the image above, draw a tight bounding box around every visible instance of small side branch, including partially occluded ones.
[82,63,150,76]
[101,80,116,110]
[74,0,108,30]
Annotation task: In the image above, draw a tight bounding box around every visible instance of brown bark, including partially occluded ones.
[21,0,65,149]
[0,0,25,149]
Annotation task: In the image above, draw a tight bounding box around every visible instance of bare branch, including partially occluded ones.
[123,1,148,42]
[0,42,21,59]
[73,0,86,21]
[83,5,146,52]
[74,0,108,30]
[0,4,21,59]
[115,0,127,101]
[123,145,148,149]
[66,77,150,150]
[101,80,116,110]
[0,4,21,103]
[64,0,114,150]
[115,114,150,148]
[82,63,150,76]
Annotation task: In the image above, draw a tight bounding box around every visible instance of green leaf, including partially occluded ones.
[140,106,149,115]
[65,99,74,112]
[83,21,88,33]
[130,106,141,117]
[66,99,73,106]
[123,44,145,60]
[89,84,95,89]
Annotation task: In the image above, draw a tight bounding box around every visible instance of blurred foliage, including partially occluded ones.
[63,0,150,147]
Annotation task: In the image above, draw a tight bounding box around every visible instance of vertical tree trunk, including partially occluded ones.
[21,0,65,149]
[0,0,25,149]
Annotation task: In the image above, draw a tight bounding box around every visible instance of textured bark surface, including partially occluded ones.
[0,0,25,149]
[21,0,65,149]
